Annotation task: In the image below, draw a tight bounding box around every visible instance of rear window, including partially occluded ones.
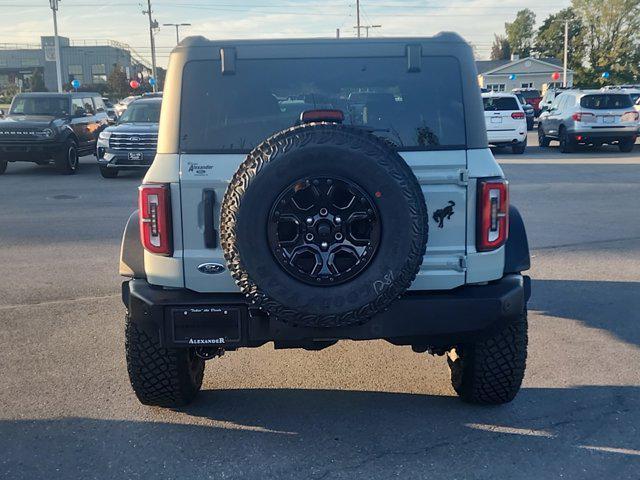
[518,90,540,99]
[580,94,633,109]
[180,56,466,152]
[483,97,520,111]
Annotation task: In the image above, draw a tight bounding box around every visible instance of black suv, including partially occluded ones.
[0,92,109,174]
[96,97,160,178]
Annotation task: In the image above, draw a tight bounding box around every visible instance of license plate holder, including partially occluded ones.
[490,116,502,124]
[602,115,615,124]
[128,151,143,162]
[171,307,241,346]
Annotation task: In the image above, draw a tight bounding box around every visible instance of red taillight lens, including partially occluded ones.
[477,179,509,252]
[511,111,525,119]
[300,109,344,123]
[621,111,639,122]
[138,184,172,255]
[572,112,595,122]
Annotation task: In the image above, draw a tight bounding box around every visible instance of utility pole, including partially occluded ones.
[336,28,340,39]
[49,0,63,92]
[356,0,361,38]
[353,24,381,38]
[163,23,191,44]
[143,0,158,92]
[562,20,569,87]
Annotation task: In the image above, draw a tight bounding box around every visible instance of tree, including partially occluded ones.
[505,9,536,57]
[534,7,584,70]
[572,0,640,85]
[107,64,130,98]
[30,69,47,92]
[490,34,511,60]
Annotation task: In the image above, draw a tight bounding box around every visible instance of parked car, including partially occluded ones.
[113,95,140,117]
[482,92,527,153]
[0,92,109,174]
[119,34,531,408]
[512,88,542,115]
[514,92,535,130]
[102,97,118,123]
[96,97,160,178]
[540,88,569,113]
[538,90,638,152]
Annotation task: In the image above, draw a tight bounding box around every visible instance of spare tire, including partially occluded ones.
[221,123,428,328]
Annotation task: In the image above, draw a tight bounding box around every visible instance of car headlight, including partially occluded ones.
[98,130,111,148]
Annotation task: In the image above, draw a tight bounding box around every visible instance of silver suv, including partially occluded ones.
[538,90,638,152]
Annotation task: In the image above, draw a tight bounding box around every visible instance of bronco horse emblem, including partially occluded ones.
[433,201,455,228]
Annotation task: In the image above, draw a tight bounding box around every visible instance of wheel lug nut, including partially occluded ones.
[306,217,313,225]
[321,241,328,249]
[312,179,320,186]
[306,233,314,241]
[326,179,333,185]
[335,233,343,240]
[335,216,341,224]
[320,208,328,216]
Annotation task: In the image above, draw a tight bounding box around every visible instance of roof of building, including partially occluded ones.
[476,57,564,74]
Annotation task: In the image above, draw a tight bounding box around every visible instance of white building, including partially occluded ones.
[476,55,573,93]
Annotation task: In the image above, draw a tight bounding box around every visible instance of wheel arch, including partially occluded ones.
[504,205,530,274]
[119,209,146,279]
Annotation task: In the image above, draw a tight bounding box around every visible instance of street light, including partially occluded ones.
[49,0,63,92]
[163,23,191,44]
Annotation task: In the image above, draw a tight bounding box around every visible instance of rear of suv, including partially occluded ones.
[538,90,638,152]
[482,92,527,154]
[119,34,531,408]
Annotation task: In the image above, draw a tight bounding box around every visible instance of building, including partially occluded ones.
[0,36,151,92]
[476,55,573,93]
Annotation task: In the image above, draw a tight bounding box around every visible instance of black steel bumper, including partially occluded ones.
[123,274,530,350]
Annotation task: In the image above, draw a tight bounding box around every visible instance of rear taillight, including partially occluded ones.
[477,179,509,252]
[621,111,639,122]
[300,109,344,123]
[139,184,172,255]
[511,111,525,119]
[572,112,595,122]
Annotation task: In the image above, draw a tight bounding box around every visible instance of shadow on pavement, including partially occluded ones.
[531,279,640,347]
[2,386,638,479]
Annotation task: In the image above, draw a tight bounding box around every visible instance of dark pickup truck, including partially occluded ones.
[0,92,109,174]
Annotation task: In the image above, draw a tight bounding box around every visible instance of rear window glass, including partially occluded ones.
[518,90,540,99]
[180,56,466,152]
[580,94,632,109]
[483,97,519,111]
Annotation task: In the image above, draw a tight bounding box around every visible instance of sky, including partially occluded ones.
[0,0,571,67]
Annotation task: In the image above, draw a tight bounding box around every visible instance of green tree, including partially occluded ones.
[107,64,130,98]
[490,34,511,60]
[505,9,536,57]
[534,7,584,70]
[30,69,47,92]
[572,0,640,85]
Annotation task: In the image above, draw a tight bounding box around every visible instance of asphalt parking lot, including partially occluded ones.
[1,132,639,479]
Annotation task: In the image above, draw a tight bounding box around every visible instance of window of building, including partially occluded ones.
[520,82,534,89]
[486,83,506,92]
[21,57,40,68]
[68,65,84,84]
[91,64,107,84]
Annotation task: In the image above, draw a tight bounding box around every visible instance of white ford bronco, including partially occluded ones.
[120,34,531,408]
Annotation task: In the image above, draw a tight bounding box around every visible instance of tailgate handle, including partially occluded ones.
[203,189,217,248]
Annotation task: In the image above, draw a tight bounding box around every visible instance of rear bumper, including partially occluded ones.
[487,130,527,146]
[123,274,530,350]
[567,128,637,142]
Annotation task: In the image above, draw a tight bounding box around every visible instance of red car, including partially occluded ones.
[512,88,542,115]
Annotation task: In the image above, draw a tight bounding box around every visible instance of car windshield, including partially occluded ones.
[180,55,466,152]
[580,94,633,109]
[10,96,69,116]
[483,97,520,111]
[118,102,161,123]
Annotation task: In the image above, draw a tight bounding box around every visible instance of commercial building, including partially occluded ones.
[476,55,574,93]
[0,36,150,92]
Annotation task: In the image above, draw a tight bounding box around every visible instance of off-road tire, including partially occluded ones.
[54,138,79,174]
[125,314,205,407]
[537,125,550,147]
[447,310,528,404]
[0,160,7,175]
[619,138,635,153]
[100,166,119,178]
[558,128,574,153]
[221,123,428,328]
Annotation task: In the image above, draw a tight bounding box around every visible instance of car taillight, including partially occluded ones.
[621,111,639,122]
[139,184,172,255]
[300,109,345,123]
[477,179,509,252]
[511,111,525,119]
[572,112,595,122]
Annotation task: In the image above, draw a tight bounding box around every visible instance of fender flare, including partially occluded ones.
[119,210,146,279]
[504,205,530,274]
[58,125,80,145]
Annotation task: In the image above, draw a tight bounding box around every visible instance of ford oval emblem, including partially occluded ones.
[198,263,226,274]
[129,136,141,142]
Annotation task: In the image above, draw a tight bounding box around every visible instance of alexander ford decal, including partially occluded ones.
[187,162,214,176]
